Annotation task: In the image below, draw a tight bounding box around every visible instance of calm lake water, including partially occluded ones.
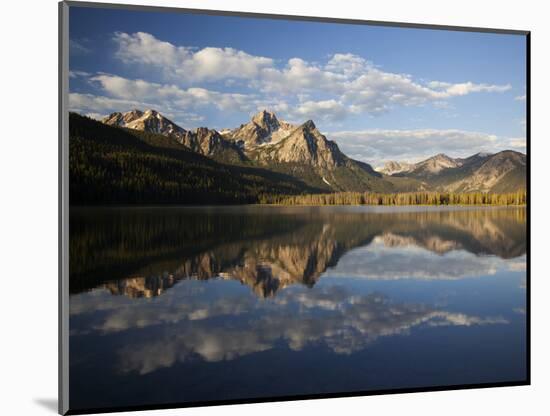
[69,206,527,411]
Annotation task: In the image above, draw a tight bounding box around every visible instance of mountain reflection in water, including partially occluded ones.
[70,206,526,298]
[68,206,526,410]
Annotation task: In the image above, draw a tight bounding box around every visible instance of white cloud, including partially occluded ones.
[292,99,347,122]
[429,81,512,96]
[328,236,502,280]
[515,94,526,101]
[73,74,258,116]
[505,137,527,152]
[90,74,171,100]
[324,53,372,77]
[328,128,523,164]
[69,70,91,78]
[71,69,524,159]
[257,57,347,94]
[343,74,511,114]
[114,32,273,82]
[69,92,151,114]
[109,32,512,119]
[68,91,206,129]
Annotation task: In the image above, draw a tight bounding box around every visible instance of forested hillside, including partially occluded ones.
[69,113,322,205]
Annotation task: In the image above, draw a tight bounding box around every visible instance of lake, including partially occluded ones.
[68,205,527,411]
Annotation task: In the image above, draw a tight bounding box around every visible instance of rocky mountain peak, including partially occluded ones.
[102,112,122,125]
[251,109,279,130]
[122,109,144,124]
[228,110,295,147]
[413,153,462,174]
[302,120,317,130]
[195,127,211,136]
[445,150,526,193]
[143,108,160,117]
[180,126,246,162]
[377,161,414,176]
[103,110,142,127]
[433,153,452,161]
[266,120,346,170]
[125,110,186,138]
[100,108,246,162]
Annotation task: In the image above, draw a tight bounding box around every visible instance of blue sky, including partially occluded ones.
[68,5,527,165]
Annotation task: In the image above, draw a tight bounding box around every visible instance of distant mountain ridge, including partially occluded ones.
[96,108,526,195]
[377,161,415,175]
[412,153,462,175]
[383,150,526,193]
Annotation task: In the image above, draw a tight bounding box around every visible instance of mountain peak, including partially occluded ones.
[377,160,414,176]
[412,153,461,175]
[124,109,144,120]
[103,110,143,127]
[228,110,294,147]
[103,108,187,138]
[268,119,347,170]
[251,109,279,129]
[253,108,276,117]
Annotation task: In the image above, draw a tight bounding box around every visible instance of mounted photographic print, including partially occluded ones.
[59,1,529,414]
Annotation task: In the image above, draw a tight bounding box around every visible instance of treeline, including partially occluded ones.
[260,190,527,206]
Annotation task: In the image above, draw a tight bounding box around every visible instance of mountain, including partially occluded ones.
[377,161,414,175]
[70,112,323,205]
[102,109,144,127]
[103,108,392,192]
[103,109,187,140]
[178,127,246,164]
[91,108,526,196]
[409,153,463,176]
[70,205,526,296]
[230,112,391,192]
[224,109,296,147]
[248,119,345,169]
[226,111,346,170]
[389,151,526,192]
[447,150,527,193]
[103,109,246,163]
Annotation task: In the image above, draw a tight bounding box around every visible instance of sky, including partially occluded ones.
[68,5,527,166]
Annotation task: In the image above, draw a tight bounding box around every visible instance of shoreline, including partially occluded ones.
[69,203,527,209]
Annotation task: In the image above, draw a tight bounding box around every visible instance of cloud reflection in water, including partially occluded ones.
[71,283,508,375]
